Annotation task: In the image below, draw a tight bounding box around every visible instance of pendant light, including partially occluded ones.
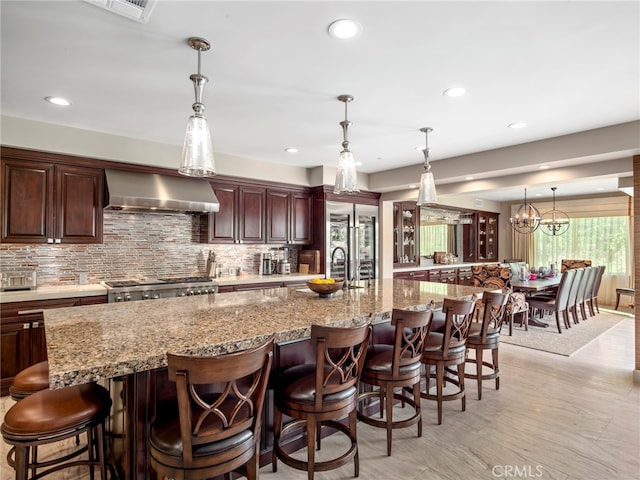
[540,187,570,236]
[416,127,437,206]
[510,188,541,234]
[179,37,216,177]
[333,94,359,194]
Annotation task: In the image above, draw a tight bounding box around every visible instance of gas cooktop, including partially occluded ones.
[104,277,213,288]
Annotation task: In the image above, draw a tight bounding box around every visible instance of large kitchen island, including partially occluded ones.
[43,279,484,478]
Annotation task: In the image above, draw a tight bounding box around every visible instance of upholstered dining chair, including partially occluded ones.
[561,259,592,273]
[464,291,509,400]
[578,266,596,320]
[472,265,529,336]
[590,266,606,314]
[149,336,274,480]
[564,267,583,326]
[420,297,477,425]
[358,308,432,455]
[528,269,576,334]
[272,323,370,480]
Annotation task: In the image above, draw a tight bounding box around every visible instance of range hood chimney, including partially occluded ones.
[104,169,219,213]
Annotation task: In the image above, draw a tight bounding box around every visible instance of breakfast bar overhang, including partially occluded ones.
[42,279,484,478]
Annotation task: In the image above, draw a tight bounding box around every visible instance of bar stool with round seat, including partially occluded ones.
[2,382,112,480]
[150,336,274,480]
[463,291,509,400]
[420,298,476,425]
[9,361,50,401]
[357,308,431,456]
[272,322,370,480]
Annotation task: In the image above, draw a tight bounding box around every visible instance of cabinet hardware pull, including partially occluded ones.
[55,238,61,243]
[32,322,39,328]
[23,323,30,329]
[47,238,54,243]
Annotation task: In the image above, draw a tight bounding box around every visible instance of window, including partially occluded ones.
[532,216,631,275]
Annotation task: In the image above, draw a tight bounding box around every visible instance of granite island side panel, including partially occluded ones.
[43,279,484,389]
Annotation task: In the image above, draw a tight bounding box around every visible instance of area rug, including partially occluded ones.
[499,308,629,356]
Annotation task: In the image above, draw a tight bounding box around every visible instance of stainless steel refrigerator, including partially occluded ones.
[325,201,378,283]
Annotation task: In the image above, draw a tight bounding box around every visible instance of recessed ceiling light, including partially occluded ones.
[45,96,71,106]
[443,87,466,97]
[508,122,527,129]
[538,165,549,170]
[465,176,474,181]
[354,161,363,166]
[284,147,298,153]
[328,19,361,39]
[596,187,605,191]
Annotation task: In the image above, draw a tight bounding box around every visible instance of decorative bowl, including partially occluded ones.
[529,273,538,280]
[306,280,344,297]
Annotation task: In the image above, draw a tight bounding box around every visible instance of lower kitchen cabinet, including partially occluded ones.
[0,295,107,396]
[393,270,429,281]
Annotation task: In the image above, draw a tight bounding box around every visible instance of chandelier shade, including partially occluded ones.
[333,94,359,194]
[540,187,570,236]
[510,188,541,234]
[416,127,437,206]
[179,37,216,177]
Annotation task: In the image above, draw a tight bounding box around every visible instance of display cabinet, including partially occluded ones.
[477,212,498,262]
[393,202,419,267]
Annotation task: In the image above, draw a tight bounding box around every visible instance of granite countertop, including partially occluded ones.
[0,284,108,303]
[0,273,322,303]
[43,279,484,389]
[393,262,498,273]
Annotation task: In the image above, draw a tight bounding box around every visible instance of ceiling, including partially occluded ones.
[1,1,638,202]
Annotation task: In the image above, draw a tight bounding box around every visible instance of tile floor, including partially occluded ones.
[1,308,638,480]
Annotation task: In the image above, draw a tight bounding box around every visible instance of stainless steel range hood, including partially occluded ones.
[104,169,219,213]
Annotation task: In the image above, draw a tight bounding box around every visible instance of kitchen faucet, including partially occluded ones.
[330,246,349,289]
[360,262,373,288]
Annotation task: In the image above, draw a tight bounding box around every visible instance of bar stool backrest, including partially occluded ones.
[390,308,432,375]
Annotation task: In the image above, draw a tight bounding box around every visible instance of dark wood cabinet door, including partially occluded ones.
[204,184,238,243]
[290,192,312,244]
[1,159,103,244]
[238,186,265,243]
[2,159,55,243]
[266,190,290,243]
[56,164,103,243]
[0,321,31,396]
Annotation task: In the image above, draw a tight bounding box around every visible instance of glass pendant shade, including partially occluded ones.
[416,170,437,205]
[180,114,216,177]
[179,37,216,177]
[510,189,541,234]
[416,127,437,206]
[334,149,359,194]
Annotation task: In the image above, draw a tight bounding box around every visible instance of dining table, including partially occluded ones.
[510,275,562,327]
[511,275,561,292]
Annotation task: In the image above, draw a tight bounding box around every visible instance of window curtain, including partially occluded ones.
[511,231,534,267]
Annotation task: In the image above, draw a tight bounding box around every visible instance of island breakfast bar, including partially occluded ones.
[42,279,484,478]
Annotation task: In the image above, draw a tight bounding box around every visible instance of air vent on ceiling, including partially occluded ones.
[83,0,157,23]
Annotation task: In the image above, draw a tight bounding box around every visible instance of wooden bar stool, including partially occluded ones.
[272,323,370,480]
[420,298,476,424]
[464,291,509,400]
[2,382,112,480]
[357,308,431,455]
[9,361,50,401]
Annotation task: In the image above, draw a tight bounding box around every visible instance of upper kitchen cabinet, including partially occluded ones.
[393,202,419,267]
[476,212,498,262]
[1,150,103,244]
[266,188,312,245]
[202,181,266,244]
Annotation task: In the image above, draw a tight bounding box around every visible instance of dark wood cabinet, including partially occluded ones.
[393,270,429,281]
[266,189,312,245]
[476,212,499,262]
[457,267,474,286]
[2,158,103,244]
[393,202,420,267]
[0,295,107,396]
[202,182,266,244]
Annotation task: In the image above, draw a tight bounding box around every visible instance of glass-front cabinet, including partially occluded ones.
[393,202,419,267]
[476,212,498,262]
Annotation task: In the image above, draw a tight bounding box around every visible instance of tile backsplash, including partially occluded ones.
[0,211,300,286]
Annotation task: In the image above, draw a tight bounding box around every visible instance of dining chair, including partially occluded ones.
[358,308,431,455]
[472,264,528,336]
[580,267,597,319]
[565,267,584,325]
[590,266,606,314]
[420,298,477,425]
[464,291,509,400]
[527,269,576,334]
[272,323,370,480]
[149,336,274,480]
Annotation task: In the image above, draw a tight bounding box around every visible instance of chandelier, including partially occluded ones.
[510,188,541,234]
[416,127,437,206]
[179,37,216,177]
[333,94,359,194]
[540,187,570,236]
